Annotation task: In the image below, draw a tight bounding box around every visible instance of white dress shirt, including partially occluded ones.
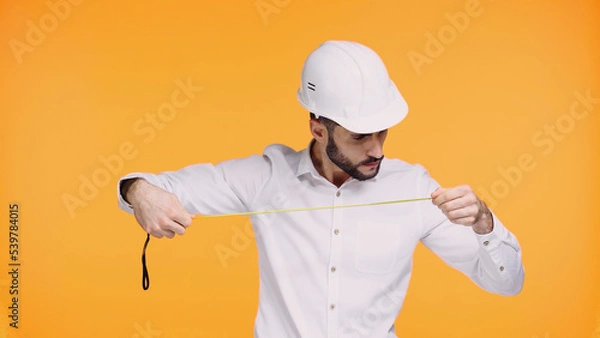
[117,141,524,338]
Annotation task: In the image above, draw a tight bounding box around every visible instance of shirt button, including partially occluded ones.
[334,229,340,235]
[331,266,336,273]
[499,266,505,272]
[336,191,341,197]
[483,241,489,246]
[330,304,336,310]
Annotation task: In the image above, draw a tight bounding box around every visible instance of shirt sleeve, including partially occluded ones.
[116,153,272,216]
[417,169,525,296]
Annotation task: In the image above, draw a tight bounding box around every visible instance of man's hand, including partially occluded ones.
[124,179,195,239]
[431,185,493,234]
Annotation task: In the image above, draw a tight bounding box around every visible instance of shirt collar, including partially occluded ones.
[296,139,317,177]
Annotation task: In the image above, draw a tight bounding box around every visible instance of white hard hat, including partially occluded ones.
[297,40,408,134]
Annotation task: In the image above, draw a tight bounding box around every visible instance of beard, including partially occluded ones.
[325,134,383,181]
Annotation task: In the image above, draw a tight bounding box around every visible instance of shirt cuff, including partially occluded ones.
[474,211,511,275]
[474,211,507,248]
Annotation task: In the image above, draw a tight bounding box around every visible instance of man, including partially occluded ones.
[117,40,524,338]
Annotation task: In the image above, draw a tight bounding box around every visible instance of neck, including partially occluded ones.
[310,140,350,188]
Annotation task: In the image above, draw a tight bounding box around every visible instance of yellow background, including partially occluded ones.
[1,0,599,337]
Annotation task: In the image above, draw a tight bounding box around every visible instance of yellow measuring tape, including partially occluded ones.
[196,197,433,218]
[141,196,432,290]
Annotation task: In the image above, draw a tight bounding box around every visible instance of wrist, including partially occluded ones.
[473,203,493,235]
[121,178,145,204]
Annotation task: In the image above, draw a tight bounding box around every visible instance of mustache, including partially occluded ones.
[359,156,384,165]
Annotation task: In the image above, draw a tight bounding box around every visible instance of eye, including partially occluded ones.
[352,133,369,140]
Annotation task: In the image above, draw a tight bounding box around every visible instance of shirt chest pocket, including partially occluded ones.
[354,220,403,275]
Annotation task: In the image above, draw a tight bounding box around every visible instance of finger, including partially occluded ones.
[162,220,186,236]
[432,185,471,206]
[432,188,462,206]
[447,185,473,200]
[430,187,445,199]
[445,204,479,220]
[448,215,478,226]
[431,187,448,206]
[437,194,476,212]
[161,222,185,238]
[148,224,177,238]
[149,230,163,239]
[161,229,176,239]
[172,209,194,228]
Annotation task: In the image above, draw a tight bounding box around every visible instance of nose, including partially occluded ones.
[365,135,384,158]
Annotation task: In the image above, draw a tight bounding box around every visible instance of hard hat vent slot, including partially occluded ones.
[307,82,316,91]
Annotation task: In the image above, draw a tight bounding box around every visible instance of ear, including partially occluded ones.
[309,118,328,144]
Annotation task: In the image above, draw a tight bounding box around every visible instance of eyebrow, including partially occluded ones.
[351,129,387,138]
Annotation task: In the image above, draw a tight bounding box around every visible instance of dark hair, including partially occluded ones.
[309,112,338,133]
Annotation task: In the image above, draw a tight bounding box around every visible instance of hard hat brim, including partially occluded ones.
[298,80,408,134]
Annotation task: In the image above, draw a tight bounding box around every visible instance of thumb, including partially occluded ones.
[431,186,445,199]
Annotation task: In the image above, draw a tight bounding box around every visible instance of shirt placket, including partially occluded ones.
[327,188,344,338]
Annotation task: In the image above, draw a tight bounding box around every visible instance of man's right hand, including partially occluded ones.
[124,179,195,238]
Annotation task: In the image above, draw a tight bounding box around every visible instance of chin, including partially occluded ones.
[353,167,380,181]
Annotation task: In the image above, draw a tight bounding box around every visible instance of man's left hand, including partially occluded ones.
[431,185,493,234]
